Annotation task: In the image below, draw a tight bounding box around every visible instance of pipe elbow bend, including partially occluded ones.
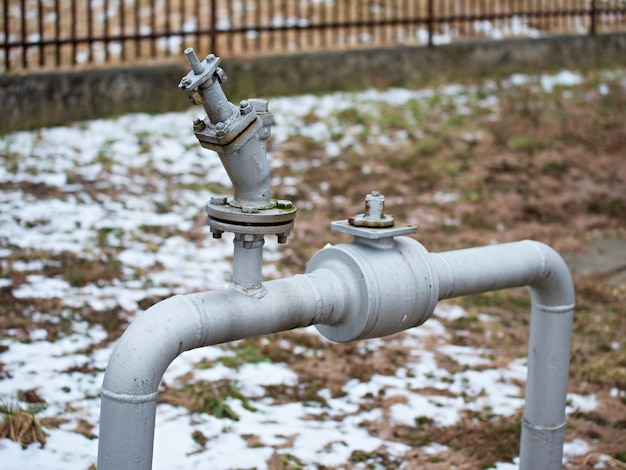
[101,294,207,397]
[526,241,575,310]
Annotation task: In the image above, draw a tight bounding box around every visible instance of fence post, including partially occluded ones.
[427,0,434,47]
[589,0,597,36]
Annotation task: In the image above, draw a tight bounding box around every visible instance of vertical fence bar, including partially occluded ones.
[164,0,171,56]
[20,0,27,68]
[427,0,434,47]
[281,0,287,51]
[308,0,314,49]
[178,0,184,53]
[321,0,328,49]
[368,0,375,46]
[54,0,60,66]
[296,0,302,50]
[87,0,93,63]
[150,0,156,57]
[71,0,77,64]
[241,0,247,52]
[120,0,126,61]
[105,0,111,61]
[269,0,276,51]
[383,0,388,45]
[3,0,9,71]
[255,0,261,52]
[135,0,141,59]
[589,0,597,35]
[37,0,44,66]
[194,0,200,54]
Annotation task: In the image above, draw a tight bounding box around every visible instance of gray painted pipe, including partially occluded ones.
[98,270,345,469]
[98,238,574,469]
[431,240,575,470]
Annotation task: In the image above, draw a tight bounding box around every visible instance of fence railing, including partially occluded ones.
[2,0,626,74]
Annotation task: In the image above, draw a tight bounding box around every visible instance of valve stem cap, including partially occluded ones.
[349,191,395,228]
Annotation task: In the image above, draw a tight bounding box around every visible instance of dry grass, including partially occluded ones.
[0,400,48,449]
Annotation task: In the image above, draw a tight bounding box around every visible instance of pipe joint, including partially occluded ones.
[306,236,439,342]
[181,50,297,246]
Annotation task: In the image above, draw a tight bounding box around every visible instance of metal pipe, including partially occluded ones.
[97,270,346,469]
[430,240,575,470]
[231,233,265,294]
[98,238,574,469]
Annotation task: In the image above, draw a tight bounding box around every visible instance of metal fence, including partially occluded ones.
[2,0,626,73]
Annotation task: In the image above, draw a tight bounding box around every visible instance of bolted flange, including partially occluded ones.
[206,197,297,244]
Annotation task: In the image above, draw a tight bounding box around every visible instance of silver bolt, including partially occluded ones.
[205,54,216,62]
[239,100,252,115]
[181,77,191,86]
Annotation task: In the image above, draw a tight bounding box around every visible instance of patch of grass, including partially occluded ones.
[393,412,521,468]
[217,336,295,370]
[570,278,626,388]
[459,289,531,311]
[508,135,542,154]
[56,253,123,288]
[264,381,328,407]
[0,140,22,174]
[0,399,48,448]
[159,380,256,421]
[334,106,372,127]
[267,452,304,470]
[350,447,404,467]
[417,137,446,157]
[17,389,45,404]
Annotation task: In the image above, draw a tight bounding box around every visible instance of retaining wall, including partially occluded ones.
[2,33,626,133]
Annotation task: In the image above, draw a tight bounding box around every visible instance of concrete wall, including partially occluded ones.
[2,34,626,133]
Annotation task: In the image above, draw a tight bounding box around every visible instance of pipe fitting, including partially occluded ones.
[306,236,439,342]
[181,50,296,247]
[349,190,395,228]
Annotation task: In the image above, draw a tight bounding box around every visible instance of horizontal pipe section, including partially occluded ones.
[98,270,346,469]
[430,240,575,470]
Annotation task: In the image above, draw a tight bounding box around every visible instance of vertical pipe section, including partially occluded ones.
[232,234,264,292]
[430,240,575,470]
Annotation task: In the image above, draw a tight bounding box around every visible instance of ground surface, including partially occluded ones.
[0,67,625,469]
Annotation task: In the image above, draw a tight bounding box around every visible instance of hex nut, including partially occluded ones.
[209,196,227,205]
[193,118,206,132]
